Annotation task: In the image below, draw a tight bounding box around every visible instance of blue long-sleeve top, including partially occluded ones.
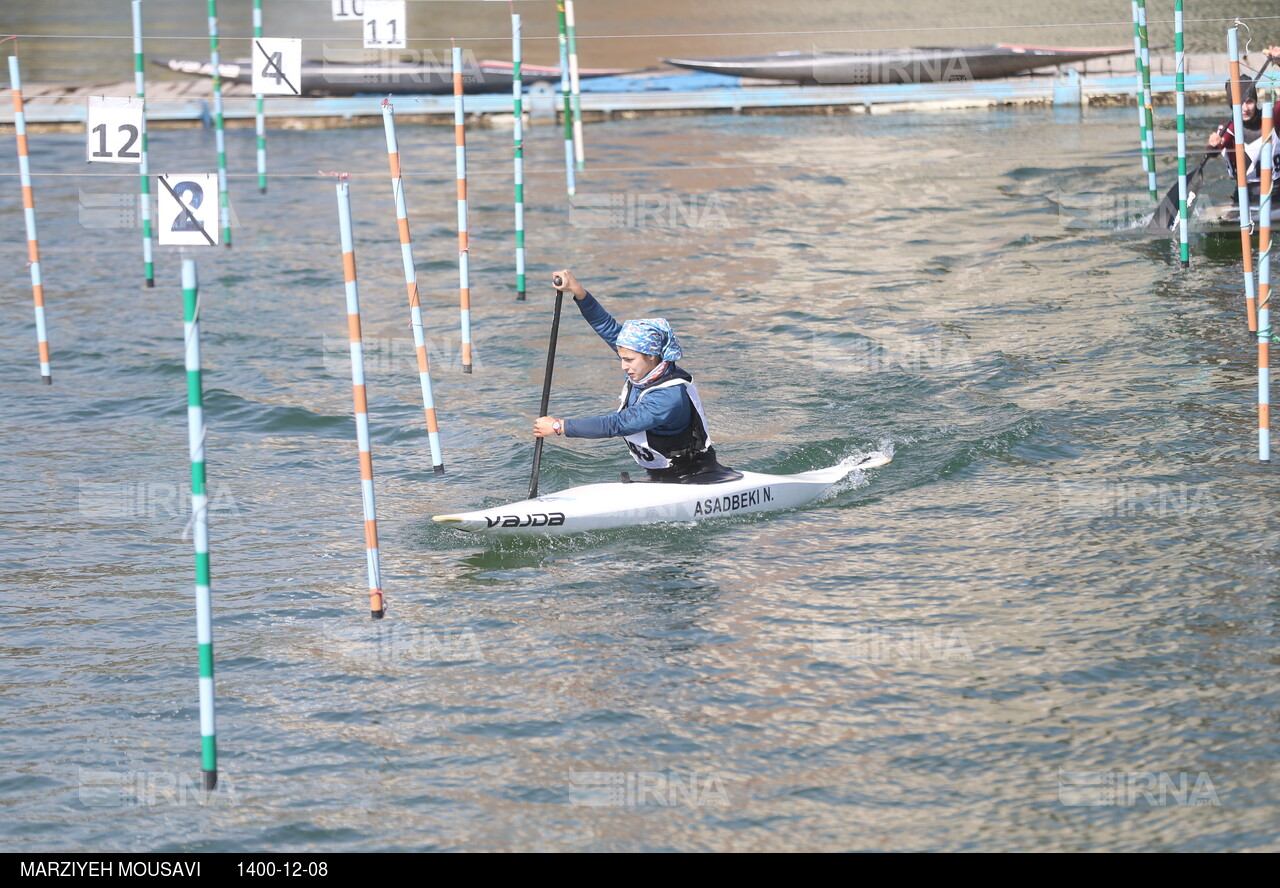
[561,292,692,440]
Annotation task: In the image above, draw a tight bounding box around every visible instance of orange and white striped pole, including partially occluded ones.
[382,100,445,473]
[334,176,385,619]
[1258,77,1275,463]
[1228,29,1258,332]
[452,43,473,374]
[1259,139,1272,463]
[8,54,51,384]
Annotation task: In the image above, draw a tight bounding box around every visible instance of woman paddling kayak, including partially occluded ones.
[533,269,738,483]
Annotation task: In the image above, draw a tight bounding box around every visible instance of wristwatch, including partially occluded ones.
[552,420,562,435]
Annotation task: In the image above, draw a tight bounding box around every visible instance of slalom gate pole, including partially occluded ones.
[1175,0,1190,266]
[132,1,155,287]
[181,257,219,789]
[566,0,584,170]
[253,0,267,194]
[1229,28,1259,332]
[452,43,474,373]
[207,1,232,246]
[556,2,576,197]
[8,53,51,384]
[381,100,445,472]
[512,12,527,302]
[334,178,386,619]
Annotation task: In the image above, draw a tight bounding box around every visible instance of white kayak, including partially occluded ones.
[1197,199,1280,231]
[432,452,892,536]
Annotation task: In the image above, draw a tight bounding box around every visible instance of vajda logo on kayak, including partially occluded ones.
[484,512,567,528]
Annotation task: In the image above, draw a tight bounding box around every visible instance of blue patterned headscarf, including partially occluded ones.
[616,318,682,362]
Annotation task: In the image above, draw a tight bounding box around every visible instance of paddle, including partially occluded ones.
[1147,56,1273,235]
[1145,140,1219,235]
[528,275,566,500]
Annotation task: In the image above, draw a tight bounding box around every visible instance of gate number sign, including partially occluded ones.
[157,174,219,246]
[363,1,406,49]
[85,97,144,165]
[251,38,303,96]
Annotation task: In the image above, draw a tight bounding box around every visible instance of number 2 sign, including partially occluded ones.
[363,1,406,49]
[157,174,219,246]
[85,97,143,165]
[251,38,303,95]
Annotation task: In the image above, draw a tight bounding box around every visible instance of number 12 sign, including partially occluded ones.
[363,1,406,49]
[85,97,144,165]
[157,174,219,246]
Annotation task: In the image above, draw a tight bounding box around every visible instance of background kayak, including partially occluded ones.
[157,57,633,96]
[662,44,1132,84]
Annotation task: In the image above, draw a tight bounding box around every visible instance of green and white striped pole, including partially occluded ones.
[512,12,526,301]
[566,0,584,171]
[1174,0,1189,266]
[208,0,232,246]
[556,0,575,197]
[131,1,154,287]
[182,258,218,791]
[1137,0,1157,200]
[1130,2,1149,182]
[252,0,267,194]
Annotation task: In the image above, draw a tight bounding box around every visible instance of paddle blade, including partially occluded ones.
[1146,155,1211,235]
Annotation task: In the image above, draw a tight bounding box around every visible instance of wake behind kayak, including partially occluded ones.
[432,452,891,536]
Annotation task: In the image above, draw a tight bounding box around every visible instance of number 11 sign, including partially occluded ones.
[85,97,143,165]
[363,1,406,49]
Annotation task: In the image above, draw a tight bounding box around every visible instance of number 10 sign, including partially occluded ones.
[85,97,143,165]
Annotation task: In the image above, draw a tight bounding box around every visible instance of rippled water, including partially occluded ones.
[1,71,1278,850]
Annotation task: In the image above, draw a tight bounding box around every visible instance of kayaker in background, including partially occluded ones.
[1207,44,1280,200]
[534,269,738,483]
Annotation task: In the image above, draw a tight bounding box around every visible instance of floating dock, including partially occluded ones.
[0,53,1251,132]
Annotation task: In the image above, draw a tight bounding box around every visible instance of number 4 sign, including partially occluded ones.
[85,97,143,165]
[251,38,303,95]
[157,174,219,246]
[363,1,406,49]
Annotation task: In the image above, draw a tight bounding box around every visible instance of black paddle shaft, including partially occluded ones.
[528,278,566,500]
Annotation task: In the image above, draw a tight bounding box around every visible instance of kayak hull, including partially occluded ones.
[433,453,891,536]
[662,44,1132,85]
[1197,199,1280,232]
[158,58,630,96]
